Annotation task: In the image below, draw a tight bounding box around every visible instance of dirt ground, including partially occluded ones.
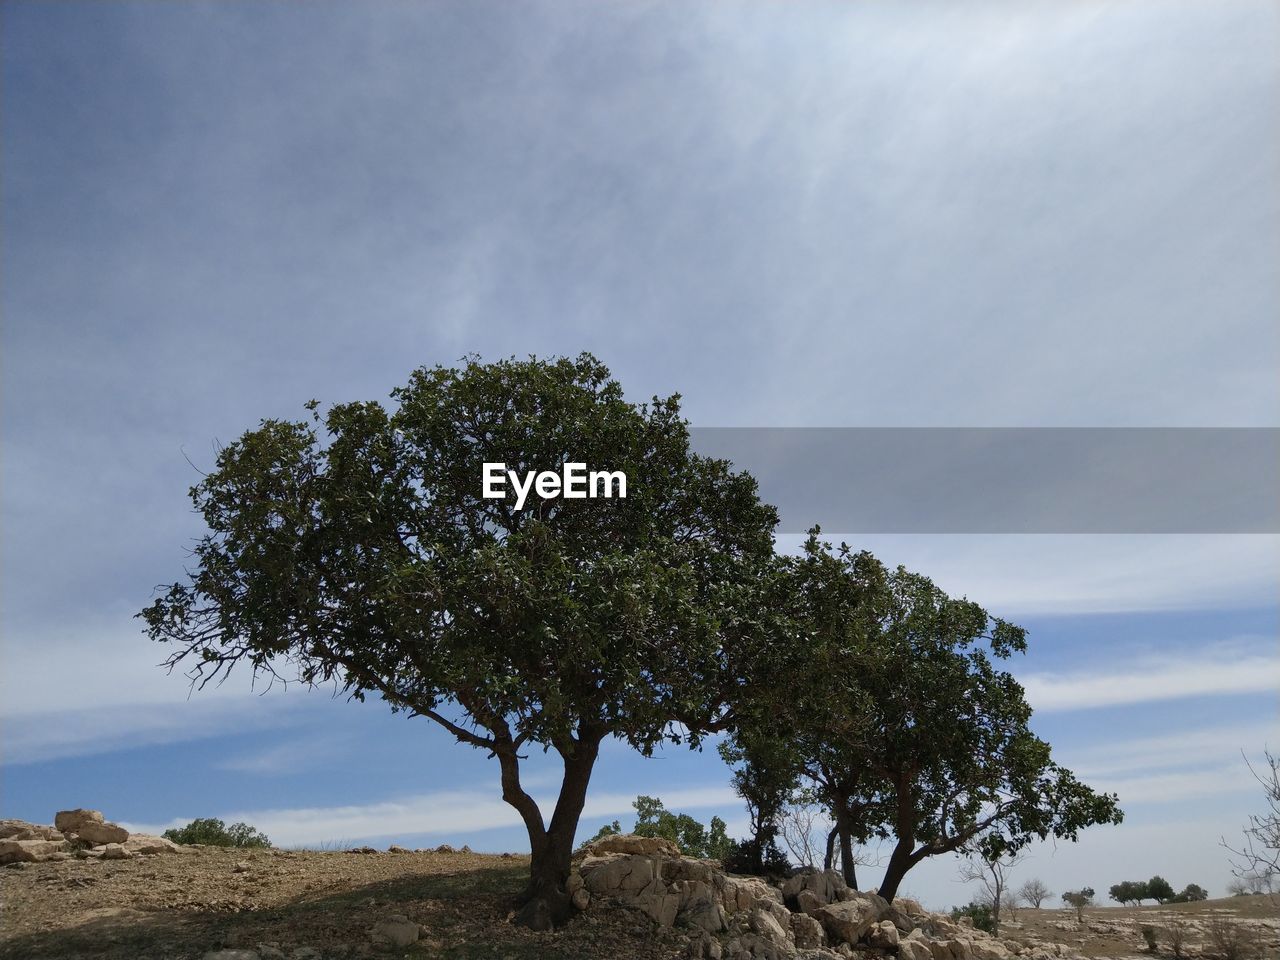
[3,847,1276,960]
[0,846,691,960]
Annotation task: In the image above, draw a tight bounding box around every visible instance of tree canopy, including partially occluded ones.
[723,531,1122,898]
[141,353,779,928]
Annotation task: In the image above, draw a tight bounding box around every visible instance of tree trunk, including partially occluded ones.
[509,735,602,930]
[877,837,916,901]
[839,823,857,889]
[824,826,839,872]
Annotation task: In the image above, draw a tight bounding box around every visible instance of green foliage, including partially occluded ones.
[1110,880,1150,905]
[140,354,780,924]
[1172,883,1208,902]
[722,836,791,878]
[162,817,270,848]
[1062,887,1095,921]
[593,796,733,860]
[952,902,996,934]
[1146,875,1176,904]
[724,530,1122,899]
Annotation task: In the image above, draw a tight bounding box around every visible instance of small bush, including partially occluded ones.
[1206,915,1260,960]
[952,902,996,934]
[1141,925,1158,952]
[722,837,790,878]
[162,817,271,848]
[1167,919,1188,959]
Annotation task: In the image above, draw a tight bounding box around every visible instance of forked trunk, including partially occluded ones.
[877,837,916,901]
[506,735,602,930]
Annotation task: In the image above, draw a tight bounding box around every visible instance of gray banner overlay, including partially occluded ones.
[687,428,1280,534]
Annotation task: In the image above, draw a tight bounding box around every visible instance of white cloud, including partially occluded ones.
[122,784,740,848]
[1059,722,1280,778]
[1021,641,1279,712]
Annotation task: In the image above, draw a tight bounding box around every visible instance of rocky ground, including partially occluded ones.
[2,816,1276,960]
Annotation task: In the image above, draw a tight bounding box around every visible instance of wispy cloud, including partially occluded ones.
[1021,640,1278,712]
[1060,722,1279,778]
[123,784,740,848]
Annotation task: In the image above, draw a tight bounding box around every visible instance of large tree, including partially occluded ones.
[140,354,779,928]
[725,532,1122,900]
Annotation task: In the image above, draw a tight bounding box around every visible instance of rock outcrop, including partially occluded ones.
[575,834,1077,960]
[0,809,193,864]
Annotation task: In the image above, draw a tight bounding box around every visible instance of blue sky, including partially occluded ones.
[2,0,1278,911]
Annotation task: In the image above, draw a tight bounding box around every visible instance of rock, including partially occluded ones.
[869,920,901,949]
[815,892,889,945]
[434,844,456,854]
[291,949,321,960]
[100,843,130,860]
[0,819,64,841]
[387,844,410,853]
[369,915,420,948]
[54,809,105,834]
[750,905,792,947]
[234,861,251,872]
[123,834,189,856]
[461,844,473,853]
[203,952,260,960]
[901,940,934,960]
[76,820,130,845]
[572,886,591,910]
[783,870,849,911]
[579,832,682,858]
[792,912,826,949]
[256,947,287,960]
[581,853,659,895]
[969,942,1011,960]
[0,838,71,864]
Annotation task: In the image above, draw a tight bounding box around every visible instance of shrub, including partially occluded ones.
[952,902,996,934]
[1141,925,1158,953]
[162,817,271,848]
[1206,915,1260,960]
[722,837,791,878]
[1171,883,1209,903]
[1167,919,1188,959]
[1062,888,1094,923]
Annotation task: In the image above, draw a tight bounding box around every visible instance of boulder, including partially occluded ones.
[54,809,104,834]
[580,832,682,858]
[815,892,890,945]
[581,853,659,896]
[0,819,63,841]
[869,919,901,949]
[782,869,849,911]
[0,838,71,864]
[749,904,791,947]
[122,834,189,856]
[369,915,420,948]
[791,911,827,949]
[76,820,130,845]
[901,939,935,960]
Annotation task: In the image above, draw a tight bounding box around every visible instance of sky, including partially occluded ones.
[2,0,1278,912]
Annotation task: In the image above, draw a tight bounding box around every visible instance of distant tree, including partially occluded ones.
[725,532,1123,900]
[951,902,995,934]
[162,818,270,848]
[140,354,780,929]
[631,795,732,860]
[1226,879,1250,897]
[1018,877,1053,908]
[1110,880,1151,906]
[1062,887,1094,923]
[1171,883,1208,903]
[1146,875,1176,904]
[1223,749,1280,897]
[957,838,1028,935]
[583,820,622,846]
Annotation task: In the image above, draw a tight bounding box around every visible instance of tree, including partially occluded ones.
[1223,749,1279,896]
[1018,877,1052,908]
[1110,880,1150,906]
[1062,887,1094,923]
[140,354,779,929]
[957,840,1028,935]
[1172,884,1208,903]
[1145,875,1175,904]
[162,818,271,848]
[630,795,732,860]
[726,533,1123,901]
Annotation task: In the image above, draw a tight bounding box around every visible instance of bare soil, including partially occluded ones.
[3,848,1275,960]
[0,847,689,960]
